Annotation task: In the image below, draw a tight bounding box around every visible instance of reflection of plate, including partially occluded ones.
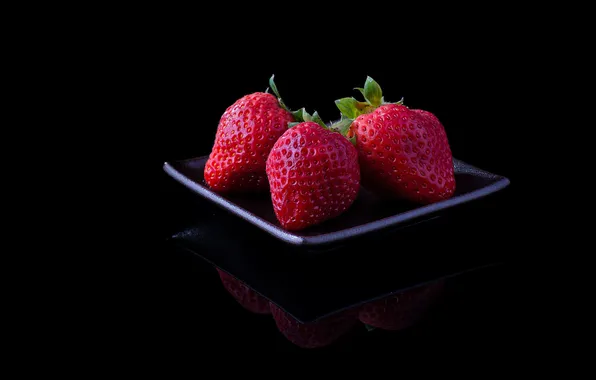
[168,186,507,323]
[163,155,510,246]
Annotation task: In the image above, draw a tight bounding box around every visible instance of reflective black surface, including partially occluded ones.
[168,197,507,322]
[214,267,446,349]
[151,170,519,351]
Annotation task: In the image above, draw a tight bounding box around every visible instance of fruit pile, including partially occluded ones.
[217,268,445,349]
[205,76,456,231]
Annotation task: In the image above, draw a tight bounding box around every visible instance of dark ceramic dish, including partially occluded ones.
[163,156,510,247]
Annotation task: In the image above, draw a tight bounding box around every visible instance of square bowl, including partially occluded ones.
[163,156,509,247]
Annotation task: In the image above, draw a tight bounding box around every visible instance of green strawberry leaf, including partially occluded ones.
[288,122,301,128]
[269,74,281,99]
[310,111,327,130]
[291,108,327,129]
[335,97,361,119]
[330,116,352,135]
[329,116,357,145]
[292,107,307,122]
[363,76,382,107]
[269,74,291,112]
[364,324,376,332]
[354,87,366,99]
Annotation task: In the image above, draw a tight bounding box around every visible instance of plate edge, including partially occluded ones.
[300,176,511,245]
[163,160,511,247]
[163,161,307,245]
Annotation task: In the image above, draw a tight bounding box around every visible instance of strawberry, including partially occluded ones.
[204,75,296,193]
[216,269,271,314]
[335,77,456,204]
[265,112,360,231]
[270,303,359,348]
[358,280,445,331]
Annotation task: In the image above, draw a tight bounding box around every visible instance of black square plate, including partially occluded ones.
[163,156,509,247]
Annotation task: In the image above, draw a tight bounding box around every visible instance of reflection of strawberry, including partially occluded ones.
[358,280,445,330]
[270,304,359,348]
[335,77,456,204]
[204,75,295,193]
[216,269,271,314]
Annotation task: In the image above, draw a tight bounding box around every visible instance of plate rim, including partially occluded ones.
[163,156,510,246]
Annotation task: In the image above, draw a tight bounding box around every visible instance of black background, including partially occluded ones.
[139,16,528,354]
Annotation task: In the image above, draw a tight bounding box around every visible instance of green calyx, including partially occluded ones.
[290,108,357,146]
[289,108,327,130]
[359,75,383,107]
[267,74,329,131]
[328,116,357,145]
[334,76,404,121]
[266,74,365,147]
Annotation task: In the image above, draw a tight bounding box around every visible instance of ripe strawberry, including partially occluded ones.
[204,75,296,192]
[265,112,360,231]
[358,280,445,330]
[270,303,359,348]
[216,269,271,314]
[335,77,456,204]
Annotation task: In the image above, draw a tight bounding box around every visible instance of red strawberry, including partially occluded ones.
[204,75,295,193]
[265,113,360,231]
[216,269,271,314]
[335,77,456,204]
[359,280,445,331]
[270,304,359,348]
